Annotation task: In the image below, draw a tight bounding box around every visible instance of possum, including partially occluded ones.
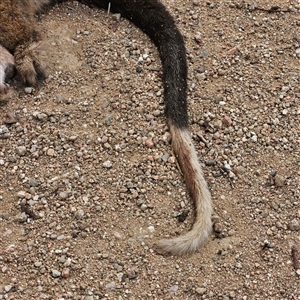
[0,0,213,256]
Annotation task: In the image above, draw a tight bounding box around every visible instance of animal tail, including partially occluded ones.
[85,0,213,255]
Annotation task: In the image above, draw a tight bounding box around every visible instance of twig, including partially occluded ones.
[253,6,291,13]
[291,245,299,270]
[107,2,111,15]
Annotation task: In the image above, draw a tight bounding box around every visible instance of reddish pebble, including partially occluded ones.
[168,156,176,164]
[227,47,237,55]
[222,116,233,127]
[145,139,154,148]
[47,148,55,156]
[62,268,70,278]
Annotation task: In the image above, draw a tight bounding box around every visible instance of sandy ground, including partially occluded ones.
[0,0,300,299]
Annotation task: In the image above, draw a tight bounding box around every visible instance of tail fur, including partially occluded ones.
[84,0,214,255]
[154,122,213,255]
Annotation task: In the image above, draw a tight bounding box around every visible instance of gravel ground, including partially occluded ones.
[1,0,300,299]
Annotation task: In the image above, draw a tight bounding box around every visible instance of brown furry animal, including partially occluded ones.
[0,0,48,87]
[0,0,213,256]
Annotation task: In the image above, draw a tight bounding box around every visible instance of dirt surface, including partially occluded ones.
[1,0,300,299]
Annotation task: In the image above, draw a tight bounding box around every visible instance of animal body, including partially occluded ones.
[0,0,213,255]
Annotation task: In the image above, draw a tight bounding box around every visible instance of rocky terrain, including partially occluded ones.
[0,0,299,299]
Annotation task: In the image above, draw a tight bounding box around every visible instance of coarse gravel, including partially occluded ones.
[0,0,300,299]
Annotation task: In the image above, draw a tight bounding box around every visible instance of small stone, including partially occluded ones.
[105,114,114,125]
[213,222,223,233]
[148,226,155,233]
[61,268,70,278]
[251,135,258,142]
[59,191,69,199]
[233,166,246,175]
[136,199,144,206]
[17,191,27,198]
[17,212,28,223]
[218,69,226,76]
[213,132,221,139]
[161,153,169,162]
[228,171,236,178]
[127,269,137,279]
[227,47,238,55]
[114,232,122,239]
[103,160,112,168]
[4,285,12,292]
[24,87,34,94]
[17,146,27,156]
[47,148,55,156]
[75,209,85,220]
[69,135,78,141]
[195,287,206,295]
[106,282,115,290]
[145,139,154,148]
[168,156,175,164]
[224,163,231,170]
[29,178,36,187]
[274,175,285,187]
[205,160,216,166]
[51,269,61,278]
[113,13,121,21]
[169,285,178,295]
[288,219,300,231]
[140,203,148,211]
[222,116,233,127]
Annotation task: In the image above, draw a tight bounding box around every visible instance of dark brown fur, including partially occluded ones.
[0,0,48,86]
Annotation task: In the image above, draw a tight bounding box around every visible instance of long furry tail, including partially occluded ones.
[55,0,214,255]
[153,122,213,255]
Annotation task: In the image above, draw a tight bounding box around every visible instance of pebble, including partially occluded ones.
[61,268,70,278]
[59,191,69,199]
[29,178,36,187]
[169,285,179,295]
[17,212,28,223]
[145,139,154,148]
[127,269,137,279]
[288,219,300,231]
[136,66,142,73]
[103,160,112,168]
[75,209,85,219]
[51,269,61,278]
[4,285,12,292]
[24,87,34,94]
[205,160,216,166]
[195,287,206,295]
[140,203,148,211]
[233,166,246,175]
[17,146,27,156]
[148,226,155,233]
[47,148,55,156]
[106,282,116,290]
[214,222,223,233]
[274,175,285,187]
